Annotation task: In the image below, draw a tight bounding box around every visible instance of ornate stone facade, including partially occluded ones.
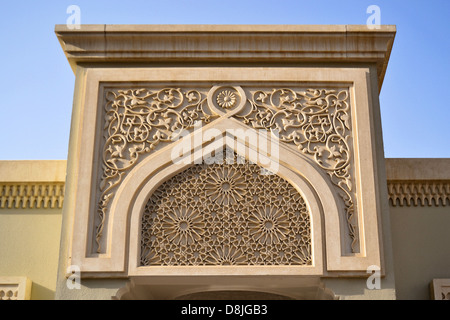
[55,26,397,301]
[0,277,31,300]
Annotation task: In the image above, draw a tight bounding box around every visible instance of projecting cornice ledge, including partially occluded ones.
[55,24,396,90]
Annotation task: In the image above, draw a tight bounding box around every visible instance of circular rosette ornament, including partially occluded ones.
[207,85,246,117]
[216,90,236,109]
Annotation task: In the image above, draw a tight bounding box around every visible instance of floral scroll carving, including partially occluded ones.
[234,88,357,252]
[97,85,357,254]
[140,151,312,266]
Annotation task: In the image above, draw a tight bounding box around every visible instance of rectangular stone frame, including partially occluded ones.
[65,66,385,277]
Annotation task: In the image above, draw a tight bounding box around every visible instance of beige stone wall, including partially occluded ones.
[386,158,450,300]
[0,209,62,299]
[0,161,65,300]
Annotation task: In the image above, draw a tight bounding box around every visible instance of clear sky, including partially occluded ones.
[0,0,449,160]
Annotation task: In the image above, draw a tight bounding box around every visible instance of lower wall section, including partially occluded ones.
[0,208,62,300]
[390,206,450,300]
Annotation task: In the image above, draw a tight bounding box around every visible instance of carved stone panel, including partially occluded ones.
[66,67,385,277]
[96,87,218,252]
[96,85,358,255]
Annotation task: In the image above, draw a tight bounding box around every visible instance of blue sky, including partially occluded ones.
[0,0,449,159]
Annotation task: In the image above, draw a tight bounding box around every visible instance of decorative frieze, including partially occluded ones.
[388,181,450,207]
[140,150,312,266]
[0,183,65,209]
[430,279,450,300]
[0,277,31,300]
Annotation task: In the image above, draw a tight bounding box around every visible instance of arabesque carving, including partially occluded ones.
[97,85,357,253]
[140,150,312,266]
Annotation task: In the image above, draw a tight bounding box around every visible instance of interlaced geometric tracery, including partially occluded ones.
[140,151,312,266]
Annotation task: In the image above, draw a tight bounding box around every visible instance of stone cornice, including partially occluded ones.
[55,24,396,91]
[385,158,450,181]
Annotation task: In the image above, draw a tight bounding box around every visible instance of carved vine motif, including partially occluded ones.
[234,88,357,252]
[97,85,357,254]
[0,288,19,300]
[96,88,217,252]
[140,150,312,266]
